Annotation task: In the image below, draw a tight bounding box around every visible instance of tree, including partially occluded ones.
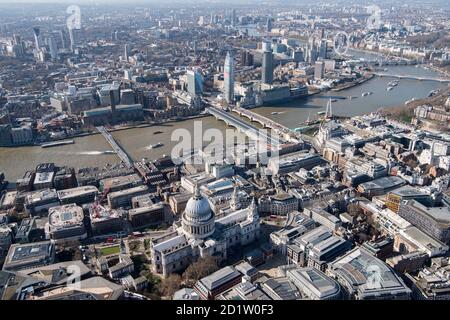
[347,203,363,218]
[406,159,418,169]
[159,274,182,298]
[128,240,141,252]
[182,256,219,286]
[144,239,151,251]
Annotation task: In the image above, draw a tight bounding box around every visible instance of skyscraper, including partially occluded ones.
[241,50,254,67]
[48,36,58,61]
[187,70,203,96]
[314,61,325,80]
[192,41,197,55]
[267,18,273,32]
[13,34,21,45]
[262,41,273,85]
[68,27,77,52]
[59,30,68,49]
[319,39,327,59]
[231,9,236,27]
[224,51,234,104]
[124,44,130,62]
[292,49,304,63]
[33,27,41,51]
[307,43,318,64]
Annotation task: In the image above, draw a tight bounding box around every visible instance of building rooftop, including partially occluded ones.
[29,276,123,300]
[403,200,450,226]
[400,226,448,256]
[57,186,98,200]
[3,241,54,271]
[34,172,54,185]
[100,173,142,189]
[330,247,411,299]
[218,281,270,300]
[260,277,301,300]
[286,267,341,300]
[198,266,241,291]
[409,257,450,299]
[18,260,91,285]
[115,104,143,111]
[48,204,84,228]
[358,176,405,192]
[128,203,165,217]
[152,234,188,254]
[0,270,47,300]
[296,226,333,248]
[107,185,148,198]
[173,288,200,300]
[89,204,121,222]
[26,189,58,204]
[390,185,429,198]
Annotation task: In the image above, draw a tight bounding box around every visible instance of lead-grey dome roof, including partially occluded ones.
[183,185,213,223]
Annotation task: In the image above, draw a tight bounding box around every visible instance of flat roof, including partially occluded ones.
[57,186,98,199]
[100,174,142,188]
[287,267,340,299]
[359,176,405,191]
[261,277,301,300]
[404,200,450,226]
[108,185,148,198]
[26,189,58,203]
[3,241,54,271]
[48,204,84,227]
[402,226,448,252]
[128,203,164,217]
[390,185,429,198]
[34,172,54,184]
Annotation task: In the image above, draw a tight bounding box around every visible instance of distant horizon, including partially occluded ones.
[0,0,449,3]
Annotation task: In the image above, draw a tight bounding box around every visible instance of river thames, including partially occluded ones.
[0,62,448,181]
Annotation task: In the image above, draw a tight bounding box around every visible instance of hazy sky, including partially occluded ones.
[0,0,448,5]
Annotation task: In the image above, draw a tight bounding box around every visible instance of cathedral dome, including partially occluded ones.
[183,186,213,223]
[182,185,215,240]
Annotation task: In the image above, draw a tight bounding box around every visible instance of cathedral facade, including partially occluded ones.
[151,186,260,277]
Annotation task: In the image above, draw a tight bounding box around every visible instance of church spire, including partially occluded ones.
[194,182,201,199]
[230,186,240,210]
[247,197,258,220]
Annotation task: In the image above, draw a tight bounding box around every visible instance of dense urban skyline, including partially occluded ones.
[0,0,449,305]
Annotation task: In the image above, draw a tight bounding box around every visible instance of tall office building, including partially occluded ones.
[267,18,273,32]
[192,41,197,55]
[111,30,119,41]
[262,41,273,85]
[59,30,68,49]
[319,39,327,59]
[241,50,254,67]
[314,61,325,80]
[231,9,236,27]
[307,43,318,64]
[224,51,234,104]
[124,44,130,62]
[13,34,21,45]
[292,49,304,63]
[68,27,77,52]
[12,34,24,57]
[187,70,203,96]
[33,27,41,51]
[48,36,58,61]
